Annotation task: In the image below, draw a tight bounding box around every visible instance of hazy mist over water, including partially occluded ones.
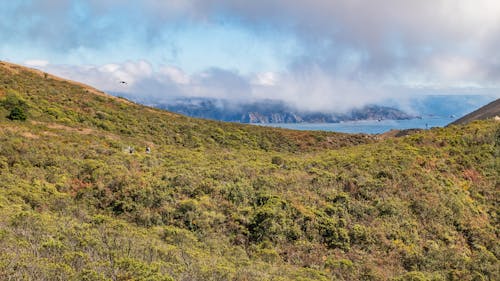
[259,116,457,134]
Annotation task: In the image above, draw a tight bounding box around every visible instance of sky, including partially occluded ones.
[1,0,500,112]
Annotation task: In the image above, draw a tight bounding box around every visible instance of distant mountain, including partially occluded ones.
[145,98,414,123]
[450,98,500,125]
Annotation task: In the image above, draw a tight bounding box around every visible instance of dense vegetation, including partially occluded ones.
[0,62,498,280]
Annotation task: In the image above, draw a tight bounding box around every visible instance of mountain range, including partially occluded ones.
[117,96,414,123]
[115,94,497,125]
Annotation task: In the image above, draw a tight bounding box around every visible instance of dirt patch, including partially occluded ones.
[20,132,39,139]
[379,129,400,139]
[0,126,39,139]
[379,128,422,139]
[46,123,94,135]
[30,121,95,135]
[0,126,20,134]
[41,131,58,137]
[463,169,481,183]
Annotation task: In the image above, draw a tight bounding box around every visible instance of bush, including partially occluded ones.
[2,91,28,121]
[7,106,27,121]
[271,156,284,166]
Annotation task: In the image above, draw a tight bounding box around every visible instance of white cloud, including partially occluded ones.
[253,68,388,113]
[252,72,277,86]
[30,58,499,113]
[40,61,153,93]
[6,1,500,111]
[24,59,49,67]
[429,56,482,83]
[158,66,190,85]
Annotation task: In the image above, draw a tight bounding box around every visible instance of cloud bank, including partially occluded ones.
[5,0,500,112]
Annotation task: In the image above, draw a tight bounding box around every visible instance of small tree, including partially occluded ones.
[7,106,27,121]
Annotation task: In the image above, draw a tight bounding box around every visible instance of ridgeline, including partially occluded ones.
[0,61,499,281]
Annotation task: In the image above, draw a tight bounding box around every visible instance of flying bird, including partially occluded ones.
[119,81,127,85]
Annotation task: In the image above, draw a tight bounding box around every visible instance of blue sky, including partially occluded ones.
[1,0,499,112]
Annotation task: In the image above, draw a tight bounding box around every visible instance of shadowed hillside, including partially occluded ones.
[0,62,499,281]
[450,98,500,125]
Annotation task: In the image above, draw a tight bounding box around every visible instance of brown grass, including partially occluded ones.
[20,132,39,139]
[30,121,94,135]
[0,61,22,74]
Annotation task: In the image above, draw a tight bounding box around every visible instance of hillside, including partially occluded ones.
[450,98,500,125]
[0,62,376,153]
[396,95,496,118]
[0,61,499,281]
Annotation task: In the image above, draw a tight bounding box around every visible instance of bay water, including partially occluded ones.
[259,116,457,134]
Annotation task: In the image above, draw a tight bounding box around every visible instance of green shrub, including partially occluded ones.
[2,90,29,121]
[271,156,284,166]
[7,106,27,121]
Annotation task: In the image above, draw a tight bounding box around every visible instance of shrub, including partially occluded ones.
[7,106,27,121]
[2,91,28,121]
[271,156,284,166]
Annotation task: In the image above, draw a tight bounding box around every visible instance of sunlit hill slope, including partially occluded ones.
[0,61,498,281]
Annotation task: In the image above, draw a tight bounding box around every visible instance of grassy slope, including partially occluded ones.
[0,62,499,281]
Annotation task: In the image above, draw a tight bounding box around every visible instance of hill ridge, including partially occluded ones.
[450,98,500,125]
[0,61,377,152]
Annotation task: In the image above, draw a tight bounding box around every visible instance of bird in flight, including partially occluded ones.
[119,81,127,85]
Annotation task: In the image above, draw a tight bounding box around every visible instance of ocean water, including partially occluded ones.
[258,117,458,134]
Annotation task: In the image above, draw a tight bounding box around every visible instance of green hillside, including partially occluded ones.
[0,62,499,281]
